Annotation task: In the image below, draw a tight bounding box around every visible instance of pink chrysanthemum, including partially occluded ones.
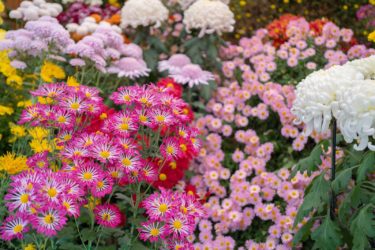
[170,64,214,88]
[31,207,67,237]
[94,204,122,228]
[160,137,182,160]
[158,54,192,73]
[0,214,29,241]
[75,162,104,186]
[91,176,114,198]
[108,57,150,79]
[139,221,166,242]
[5,186,35,213]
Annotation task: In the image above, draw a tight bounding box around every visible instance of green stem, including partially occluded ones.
[74,217,87,250]
[330,118,337,220]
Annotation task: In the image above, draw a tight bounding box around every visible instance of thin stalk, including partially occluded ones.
[330,118,337,220]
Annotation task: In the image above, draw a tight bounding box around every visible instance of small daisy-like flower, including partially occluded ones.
[142,192,174,220]
[91,176,113,198]
[41,178,65,204]
[60,95,87,114]
[90,138,121,163]
[5,187,34,212]
[0,214,29,241]
[110,86,137,105]
[108,111,138,136]
[160,137,181,160]
[94,204,122,228]
[139,221,166,242]
[30,83,66,99]
[140,162,158,183]
[167,215,191,238]
[75,163,104,186]
[54,109,75,128]
[61,196,80,218]
[118,154,142,173]
[150,107,174,127]
[31,207,67,236]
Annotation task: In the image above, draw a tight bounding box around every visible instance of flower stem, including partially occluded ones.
[330,118,337,219]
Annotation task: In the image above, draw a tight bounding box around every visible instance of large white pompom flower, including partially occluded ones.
[120,0,169,29]
[183,0,235,37]
[291,64,364,135]
[336,80,375,151]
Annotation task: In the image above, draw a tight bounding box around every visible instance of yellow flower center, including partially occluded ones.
[99,151,110,159]
[37,161,45,168]
[102,213,111,221]
[159,203,168,213]
[120,123,129,131]
[156,115,165,122]
[83,172,93,180]
[20,194,29,204]
[122,158,131,167]
[97,181,104,188]
[173,220,182,230]
[180,144,187,152]
[139,115,147,122]
[70,102,80,110]
[47,188,57,198]
[166,146,174,154]
[13,224,23,233]
[140,97,148,104]
[57,116,66,123]
[63,201,70,210]
[44,214,55,224]
[159,173,167,181]
[169,162,177,169]
[150,228,160,236]
[123,95,131,101]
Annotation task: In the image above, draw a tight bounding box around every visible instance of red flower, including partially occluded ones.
[157,78,183,98]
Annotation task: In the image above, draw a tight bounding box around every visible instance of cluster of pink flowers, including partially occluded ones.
[66,25,150,77]
[188,17,374,249]
[221,17,374,86]
[139,188,205,249]
[1,80,204,247]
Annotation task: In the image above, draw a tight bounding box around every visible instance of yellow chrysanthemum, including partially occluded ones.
[368,30,375,43]
[17,100,33,108]
[30,139,54,153]
[9,122,26,137]
[67,76,80,86]
[28,127,49,140]
[6,74,23,86]
[370,0,375,5]
[0,105,14,116]
[40,61,66,83]
[37,96,54,105]
[0,152,28,175]
[108,0,120,7]
[24,244,36,250]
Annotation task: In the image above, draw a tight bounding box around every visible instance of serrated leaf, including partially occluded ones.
[357,152,375,183]
[148,36,168,53]
[81,228,97,242]
[294,174,330,225]
[293,218,315,245]
[311,217,342,250]
[350,204,375,250]
[332,166,353,193]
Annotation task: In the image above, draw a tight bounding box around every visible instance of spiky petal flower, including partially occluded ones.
[94,204,122,228]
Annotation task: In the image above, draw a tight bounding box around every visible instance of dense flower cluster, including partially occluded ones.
[183,0,235,37]
[120,0,169,29]
[0,80,202,246]
[9,0,62,21]
[66,16,122,38]
[66,24,149,76]
[139,188,205,248]
[0,17,73,67]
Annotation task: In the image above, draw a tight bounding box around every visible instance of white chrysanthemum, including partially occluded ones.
[337,80,375,151]
[347,55,375,80]
[62,0,103,5]
[292,64,364,135]
[178,0,230,9]
[183,0,235,37]
[66,18,121,36]
[9,0,62,21]
[120,0,168,29]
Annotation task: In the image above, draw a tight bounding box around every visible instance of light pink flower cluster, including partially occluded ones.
[139,188,205,249]
[188,17,374,250]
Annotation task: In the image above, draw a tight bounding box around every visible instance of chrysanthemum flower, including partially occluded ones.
[139,221,166,242]
[91,176,114,198]
[142,192,174,221]
[5,186,34,212]
[167,215,192,238]
[170,64,214,88]
[90,138,121,163]
[158,54,191,73]
[108,57,150,79]
[94,204,122,228]
[75,162,104,186]
[160,137,182,160]
[0,214,29,241]
[31,207,67,236]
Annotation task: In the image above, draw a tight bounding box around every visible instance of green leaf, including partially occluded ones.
[293,218,315,245]
[294,174,330,225]
[357,152,375,183]
[332,166,353,193]
[350,204,375,250]
[81,228,97,242]
[148,36,168,53]
[143,49,159,70]
[311,217,342,250]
